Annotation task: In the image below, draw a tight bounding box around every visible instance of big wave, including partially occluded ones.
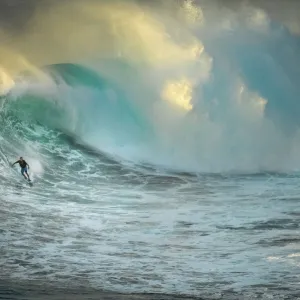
[1,0,300,173]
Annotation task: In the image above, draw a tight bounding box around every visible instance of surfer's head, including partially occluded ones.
[20,157,23,160]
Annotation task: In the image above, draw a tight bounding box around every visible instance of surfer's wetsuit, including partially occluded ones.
[12,159,30,180]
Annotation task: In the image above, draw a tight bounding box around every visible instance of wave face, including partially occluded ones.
[2,63,151,159]
[1,1,300,299]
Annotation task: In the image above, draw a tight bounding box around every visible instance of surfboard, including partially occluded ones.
[24,177,33,186]
[27,170,34,186]
[10,162,34,187]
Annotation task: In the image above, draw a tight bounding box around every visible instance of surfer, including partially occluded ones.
[12,157,31,181]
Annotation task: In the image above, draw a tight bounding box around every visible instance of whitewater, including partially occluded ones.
[1,0,300,299]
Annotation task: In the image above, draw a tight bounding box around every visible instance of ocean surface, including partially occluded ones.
[1,1,300,299]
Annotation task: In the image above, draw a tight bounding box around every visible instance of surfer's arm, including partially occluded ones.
[11,160,19,167]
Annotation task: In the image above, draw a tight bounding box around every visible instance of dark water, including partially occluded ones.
[1,164,300,299]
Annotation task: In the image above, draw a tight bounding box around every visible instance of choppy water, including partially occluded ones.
[1,140,300,299]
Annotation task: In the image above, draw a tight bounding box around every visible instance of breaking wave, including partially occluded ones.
[1,0,300,173]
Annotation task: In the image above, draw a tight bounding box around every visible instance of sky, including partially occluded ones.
[0,0,299,74]
[0,0,299,35]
